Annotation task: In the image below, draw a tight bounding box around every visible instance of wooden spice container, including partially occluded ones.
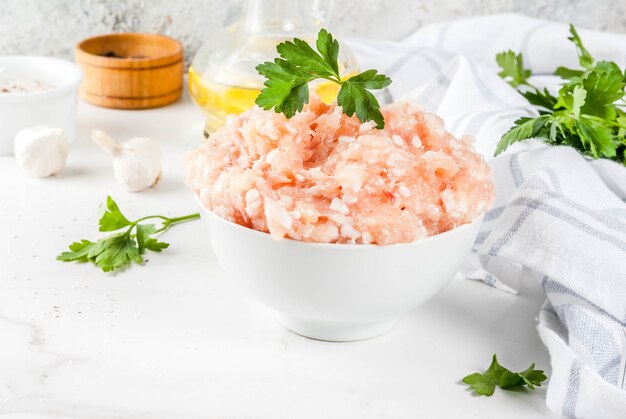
[75,33,184,109]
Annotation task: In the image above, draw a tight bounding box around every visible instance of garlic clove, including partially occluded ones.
[91,130,121,156]
[91,130,161,192]
[114,138,162,192]
[14,125,68,178]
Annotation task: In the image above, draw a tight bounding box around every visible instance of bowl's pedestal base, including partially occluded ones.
[277,312,398,342]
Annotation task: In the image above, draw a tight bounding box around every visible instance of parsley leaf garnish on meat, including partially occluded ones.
[57,196,199,272]
[255,29,392,128]
[462,354,548,396]
[495,24,626,166]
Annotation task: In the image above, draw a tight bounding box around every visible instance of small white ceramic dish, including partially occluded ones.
[0,56,83,155]
[197,199,483,342]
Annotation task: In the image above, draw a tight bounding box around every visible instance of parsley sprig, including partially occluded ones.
[57,196,199,272]
[255,29,392,128]
[462,354,547,396]
[495,24,626,166]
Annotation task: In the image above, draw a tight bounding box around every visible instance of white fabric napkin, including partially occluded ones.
[347,13,626,418]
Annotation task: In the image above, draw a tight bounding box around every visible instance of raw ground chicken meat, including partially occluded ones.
[186,95,495,245]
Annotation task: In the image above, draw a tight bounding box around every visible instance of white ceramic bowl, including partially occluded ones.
[0,56,83,155]
[198,201,483,341]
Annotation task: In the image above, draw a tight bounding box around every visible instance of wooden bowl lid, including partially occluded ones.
[76,33,183,69]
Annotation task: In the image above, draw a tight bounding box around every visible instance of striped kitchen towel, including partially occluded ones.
[475,147,626,418]
[348,13,626,418]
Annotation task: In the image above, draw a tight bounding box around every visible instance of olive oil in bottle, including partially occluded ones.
[188,66,356,135]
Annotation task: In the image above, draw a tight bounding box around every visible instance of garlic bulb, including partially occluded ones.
[91,130,161,192]
[14,125,68,177]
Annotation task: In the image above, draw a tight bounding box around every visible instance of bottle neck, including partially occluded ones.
[244,0,318,35]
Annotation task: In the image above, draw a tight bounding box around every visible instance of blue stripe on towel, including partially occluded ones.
[563,360,581,418]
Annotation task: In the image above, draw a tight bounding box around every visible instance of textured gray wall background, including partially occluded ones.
[1,0,625,64]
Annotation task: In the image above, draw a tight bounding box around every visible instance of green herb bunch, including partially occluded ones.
[255,29,392,128]
[58,196,199,272]
[495,24,626,166]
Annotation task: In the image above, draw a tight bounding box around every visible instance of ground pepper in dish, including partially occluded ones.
[186,95,494,245]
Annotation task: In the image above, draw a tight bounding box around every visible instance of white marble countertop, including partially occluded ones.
[0,93,559,418]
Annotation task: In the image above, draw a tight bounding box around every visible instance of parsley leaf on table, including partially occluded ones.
[256,29,392,128]
[98,196,132,231]
[57,196,199,273]
[462,354,547,396]
[494,24,626,166]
